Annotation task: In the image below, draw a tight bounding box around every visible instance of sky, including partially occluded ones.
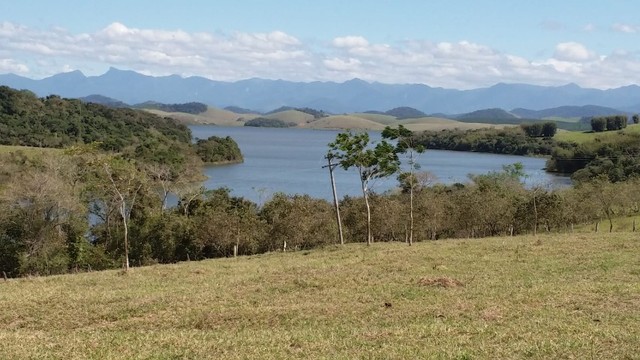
[1,0,640,89]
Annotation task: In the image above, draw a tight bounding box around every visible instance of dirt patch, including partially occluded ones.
[418,276,464,288]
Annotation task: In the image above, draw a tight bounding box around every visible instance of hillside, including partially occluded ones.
[1,233,637,359]
[264,109,316,126]
[306,115,387,130]
[0,86,192,156]
[149,103,504,131]
[145,107,260,126]
[456,108,519,120]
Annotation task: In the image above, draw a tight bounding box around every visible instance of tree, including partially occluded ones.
[633,114,639,124]
[382,125,425,245]
[98,157,145,271]
[521,123,543,137]
[328,132,400,245]
[541,122,557,138]
[591,117,606,132]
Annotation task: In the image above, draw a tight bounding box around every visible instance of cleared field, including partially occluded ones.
[1,233,638,359]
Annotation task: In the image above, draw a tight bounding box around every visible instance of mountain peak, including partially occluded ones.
[47,69,86,80]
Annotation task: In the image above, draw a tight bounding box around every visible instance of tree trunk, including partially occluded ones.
[360,170,372,245]
[533,192,538,236]
[408,151,415,246]
[121,202,130,271]
[327,157,344,245]
[409,171,414,246]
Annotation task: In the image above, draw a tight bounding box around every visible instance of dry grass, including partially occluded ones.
[145,108,260,126]
[0,145,61,155]
[348,113,399,125]
[307,115,387,130]
[265,110,315,125]
[1,233,639,359]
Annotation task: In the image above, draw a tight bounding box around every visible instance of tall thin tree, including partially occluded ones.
[382,125,425,245]
[328,132,399,245]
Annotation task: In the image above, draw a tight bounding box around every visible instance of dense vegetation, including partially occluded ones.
[244,117,296,127]
[0,86,242,166]
[1,144,637,278]
[194,136,243,164]
[520,121,557,138]
[547,131,640,181]
[412,127,556,156]
[0,87,192,155]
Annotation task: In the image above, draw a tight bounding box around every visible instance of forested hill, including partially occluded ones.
[0,86,192,148]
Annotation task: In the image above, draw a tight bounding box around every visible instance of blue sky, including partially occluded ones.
[1,0,639,88]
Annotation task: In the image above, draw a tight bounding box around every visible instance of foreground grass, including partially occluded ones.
[1,233,639,359]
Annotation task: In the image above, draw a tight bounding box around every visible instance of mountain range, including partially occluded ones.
[1,67,640,114]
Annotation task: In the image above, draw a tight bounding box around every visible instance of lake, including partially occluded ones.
[190,126,571,203]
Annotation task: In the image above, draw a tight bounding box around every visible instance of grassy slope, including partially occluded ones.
[348,113,399,125]
[265,110,315,125]
[0,145,61,155]
[1,233,638,359]
[307,115,387,130]
[151,106,508,131]
[555,123,640,143]
[145,108,260,126]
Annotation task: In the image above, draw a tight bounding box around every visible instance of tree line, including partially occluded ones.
[2,145,637,278]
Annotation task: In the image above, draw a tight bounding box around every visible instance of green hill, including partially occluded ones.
[0,233,637,359]
[457,108,519,120]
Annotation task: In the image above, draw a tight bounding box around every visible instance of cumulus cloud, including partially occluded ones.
[332,36,369,49]
[0,58,29,73]
[1,21,640,89]
[553,42,595,62]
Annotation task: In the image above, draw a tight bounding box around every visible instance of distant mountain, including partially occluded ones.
[265,106,295,114]
[79,94,129,108]
[456,108,518,120]
[511,105,628,119]
[224,106,259,114]
[133,101,208,114]
[3,68,640,114]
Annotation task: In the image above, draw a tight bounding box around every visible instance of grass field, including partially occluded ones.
[1,233,638,359]
[0,145,60,155]
[555,123,640,143]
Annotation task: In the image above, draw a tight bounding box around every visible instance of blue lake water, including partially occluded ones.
[190,126,572,203]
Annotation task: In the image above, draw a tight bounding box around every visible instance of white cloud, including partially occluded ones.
[1,22,640,89]
[612,23,638,33]
[553,42,594,62]
[332,36,369,49]
[0,58,29,73]
[323,57,361,71]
